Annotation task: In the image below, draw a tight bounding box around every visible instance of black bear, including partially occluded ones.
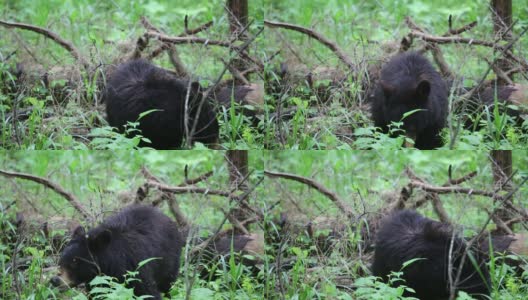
[50,205,184,299]
[372,210,490,300]
[371,52,448,149]
[104,59,219,149]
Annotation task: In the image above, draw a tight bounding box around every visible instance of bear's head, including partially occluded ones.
[51,225,111,289]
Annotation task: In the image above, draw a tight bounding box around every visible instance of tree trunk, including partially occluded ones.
[226,0,248,36]
[226,150,249,191]
[490,150,513,232]
[226,150,250,228]
[226,0,249,82]
[490,0,513,84]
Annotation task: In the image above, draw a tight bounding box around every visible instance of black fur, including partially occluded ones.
[53,205,183,299]
[371,52,448,149]
[372,210,490,300]
[104,59,219,149]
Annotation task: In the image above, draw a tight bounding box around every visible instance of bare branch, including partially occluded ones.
[264,170,354,218]
[264,20,355,70]
[0,20,89,70]
[0,169,90,219]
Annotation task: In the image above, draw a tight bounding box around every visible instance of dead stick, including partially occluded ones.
[264,170,354,218]
[264,20,355,70]
[182,21,214,36]
[0,20,88,70]
[445,21,477,36]
[0,169,90,219]
[444,171,477,186]
[181,171,214,186]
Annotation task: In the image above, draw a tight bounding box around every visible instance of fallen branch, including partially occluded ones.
[264,170,355,218]
[0,169,90,219]
[409,30,496,48]
[146,180,232,198]
[0,20,89,70]
[410,180,496,198]
[264,20,355,70]
[145,31,233,48]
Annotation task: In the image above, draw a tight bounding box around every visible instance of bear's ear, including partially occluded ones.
[87,228,112,251]
[416,80,431,102]
[71,226,86,239]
